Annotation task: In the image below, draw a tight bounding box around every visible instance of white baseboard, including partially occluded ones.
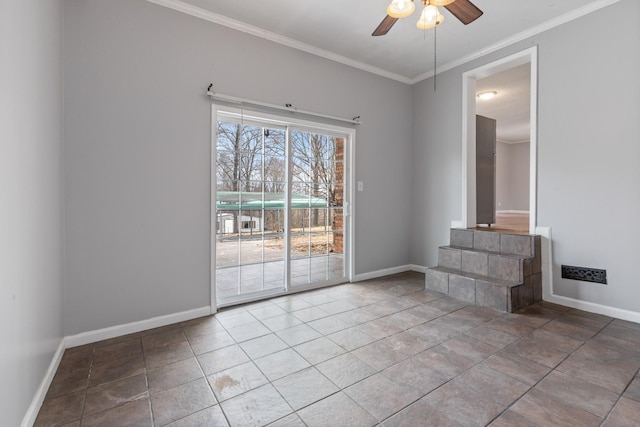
[23,305,211,425]
[353,265,412,282]
[65,306,211,348]
[496,210,530,214]
[451,220,464,229]
[545,294,640,324]
[535,225,640,323]
[410,264,427,273]
[21,339,65,427]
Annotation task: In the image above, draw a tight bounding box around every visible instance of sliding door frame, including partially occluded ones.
[210,105,355,313]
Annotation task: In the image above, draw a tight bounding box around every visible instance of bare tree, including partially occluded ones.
[216,122,289,233]
[216,122,263,191]
[291,131,340,227]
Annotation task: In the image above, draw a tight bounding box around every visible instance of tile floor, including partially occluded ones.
[216,254,344,302]
[36,272,640,426]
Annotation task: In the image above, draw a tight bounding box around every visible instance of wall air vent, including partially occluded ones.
[561,265,607,284]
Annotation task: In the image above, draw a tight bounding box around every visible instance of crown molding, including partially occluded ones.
[409,0,623,83]
[145,0,412,84]
[146,0,621,85]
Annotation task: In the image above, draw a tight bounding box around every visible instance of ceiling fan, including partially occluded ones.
[372,0,483,36]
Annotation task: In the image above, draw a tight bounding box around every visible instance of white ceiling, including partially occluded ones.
[476,63,531,143]
[161,0,620,83]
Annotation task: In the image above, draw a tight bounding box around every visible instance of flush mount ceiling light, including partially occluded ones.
[372,0,483,36]
[477,91,498,100]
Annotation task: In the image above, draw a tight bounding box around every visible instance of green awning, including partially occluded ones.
[216,191,328,210]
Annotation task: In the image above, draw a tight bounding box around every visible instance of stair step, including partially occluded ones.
[428,266,521,288]
[443,245,534,259]
[426,266,541,313]
[450,228,541,258]
[438,246,536,282]
[427,228,543,313]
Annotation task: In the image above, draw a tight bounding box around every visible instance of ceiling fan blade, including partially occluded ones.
[372,15,399,36]
[445,0,483,25]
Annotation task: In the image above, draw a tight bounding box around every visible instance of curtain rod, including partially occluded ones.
[206,84,361,126]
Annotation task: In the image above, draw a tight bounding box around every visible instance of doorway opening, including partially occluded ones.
[461,47,538,234]
[211,107,353,310]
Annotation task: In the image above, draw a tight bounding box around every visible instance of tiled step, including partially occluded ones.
[438,246,538,282]
[425,228,543,313]
[425,266,542,313]
[451,228,540,258]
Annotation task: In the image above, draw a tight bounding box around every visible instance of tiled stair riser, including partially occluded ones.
[448,274,476,303]
[426,229,542,313]
[425,268,449,294]
[476,279,514,312]
[450,229,474,249]
[473,230,500,252]
[461,250,489,276]
[438,247,461,270]
[488,255,522,283]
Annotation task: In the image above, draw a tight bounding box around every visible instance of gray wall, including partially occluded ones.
[63,0,413,335]
[412,0,640,313]
[496,141,530,212]
[0,0,64,424]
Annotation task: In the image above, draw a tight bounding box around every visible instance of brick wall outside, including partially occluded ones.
[333,138,344,254]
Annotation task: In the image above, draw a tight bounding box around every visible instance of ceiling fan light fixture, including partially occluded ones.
[387,0,415,19]
[430,0,456,6]
[417,5,444,29]
[477,90,498,100]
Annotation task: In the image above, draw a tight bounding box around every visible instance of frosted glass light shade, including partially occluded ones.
[431,0,456,6]
[387,0,415,18]
[417,5,444,29]
[477,91,498,100]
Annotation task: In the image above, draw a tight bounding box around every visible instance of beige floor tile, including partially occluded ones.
[239,333,288,360]
[345,373,423,421]
[83,373,148,416]
[276,323,322,346]
[482,350,550,386]
[165,405,229,427]
[253,348,310,381]
[297,392,377,427]
[81,399,152,427]
[34,391,85,427]
[535,370,620,417]
[380,398,458,427]
[151,378,216,426]
[188,330,235,355]
[207,361,268,402]
[423,381,503,427]
[316,352,377,388]
[509,388,602,426]
[197,344,250,376]
[272,367,339,410]
[35,273,640,427]
[602,396,640,427]
[293,336,345,365]
[220,384,292,427]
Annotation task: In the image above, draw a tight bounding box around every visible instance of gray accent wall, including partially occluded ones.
[496,141,530,212]
[63,0,413,335]
[412,0,640,312]
[0,0,64,424]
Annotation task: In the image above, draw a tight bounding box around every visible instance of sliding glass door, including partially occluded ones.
[215,119,287,303]
[214,109,351,306]
[290,131,345,287]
